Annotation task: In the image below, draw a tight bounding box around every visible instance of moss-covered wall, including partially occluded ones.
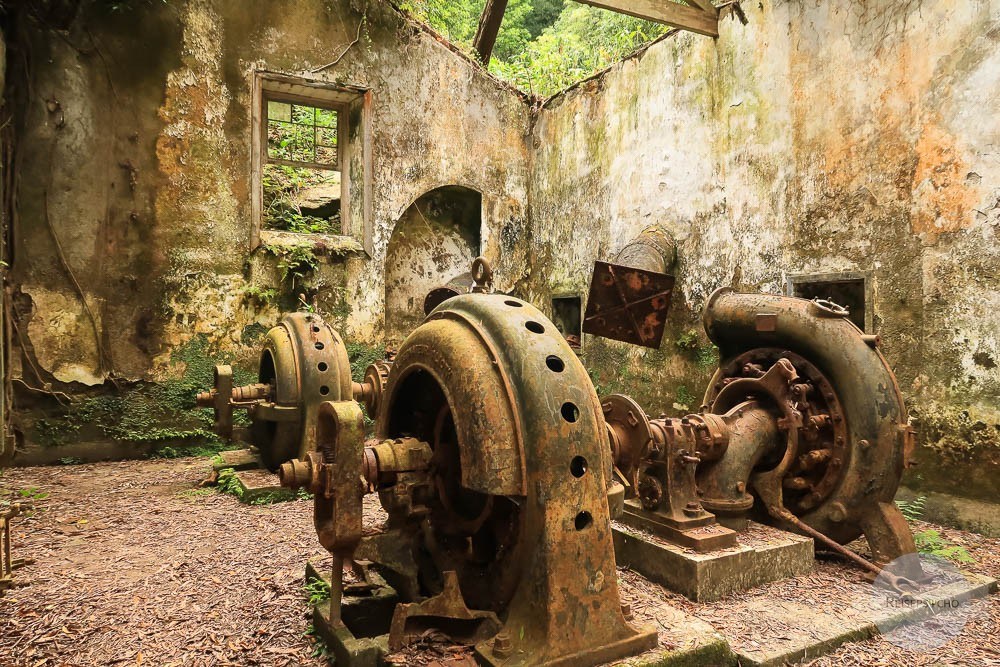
[7,0,998,505]
[7,0,530,462]
[527,0,1000,502]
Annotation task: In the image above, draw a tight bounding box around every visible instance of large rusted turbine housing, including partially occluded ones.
[376,293,656,666]
[700,289,917,568]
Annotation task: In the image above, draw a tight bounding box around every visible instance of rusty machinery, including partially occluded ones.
[279,289,657,666]
[195,313,392,470]
[602,288,920,581]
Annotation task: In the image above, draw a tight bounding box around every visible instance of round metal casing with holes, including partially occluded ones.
[376,293,650,662]
[251,313,352,470]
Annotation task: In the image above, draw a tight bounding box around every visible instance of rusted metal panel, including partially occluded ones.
[583,261,674,348]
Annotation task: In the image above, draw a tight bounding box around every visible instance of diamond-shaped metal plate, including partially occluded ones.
[583,261,674,348]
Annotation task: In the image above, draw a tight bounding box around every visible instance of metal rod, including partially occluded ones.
[329,555,344,626]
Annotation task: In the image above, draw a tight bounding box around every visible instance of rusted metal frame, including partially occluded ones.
[472,0,510,64]
[573,0,719,38]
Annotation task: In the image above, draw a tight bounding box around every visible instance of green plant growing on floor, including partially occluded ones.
[304,576,332,606]
[17,487,49,501]
[914,529,975,564]
[58,456,84,465]
[896,495,927,522]
[177,487,215,499]
[216,468,245,501]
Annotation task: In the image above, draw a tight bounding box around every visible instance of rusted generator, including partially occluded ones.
[195,314,390,470]
[256,253,920,665]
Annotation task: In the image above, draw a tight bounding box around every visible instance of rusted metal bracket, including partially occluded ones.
[583,261,674,348]
[388,571,501,651]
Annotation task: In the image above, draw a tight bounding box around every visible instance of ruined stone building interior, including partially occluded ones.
[0,0,998,665]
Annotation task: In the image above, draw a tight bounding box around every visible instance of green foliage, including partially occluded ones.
[216,468,244,500]
[304,576,332,606]
[58,456,84,465]
[262,164,341,235]
[675,385,696,408]
[914,529,975,564]
[346,342,386,383]
[896,495,927,522]
[675,330,701,351]
[178,487,215,498]
[17,487,49,501]
[696,344,719,370]
[31,335,255,451]
[241,285,279,308]
[402,0,667,96]
[262,242,321,286]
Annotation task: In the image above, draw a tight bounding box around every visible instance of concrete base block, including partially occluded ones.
[232,468,297,503]
[212,448,260,471]
[613,521,814,602]
[306,559,398,666]
[612,604,733,666]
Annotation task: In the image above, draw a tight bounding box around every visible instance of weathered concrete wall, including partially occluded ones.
[8,0,529,460]
[528,0,1000,501]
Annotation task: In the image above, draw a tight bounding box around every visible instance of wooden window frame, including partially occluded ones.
[251,72,372,252]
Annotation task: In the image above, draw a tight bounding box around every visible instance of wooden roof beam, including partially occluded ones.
[473,0,510,64]
[574,0,719,38]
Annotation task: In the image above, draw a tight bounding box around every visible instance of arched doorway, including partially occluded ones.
[385,186,482,343]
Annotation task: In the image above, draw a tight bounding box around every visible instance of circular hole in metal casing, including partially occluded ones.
[505,300,523,308]
[318,362,328,372]
[574,511,593,530]
[315,342,325,350]
[570,456,588,478]
[320,385,330,395]
[546,356,565,373]
[525,321,544,334]
[561,402,579,423]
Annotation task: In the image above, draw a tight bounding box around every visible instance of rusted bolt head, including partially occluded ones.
[736,481,746,493]
[829,502,847,523]
[493,631,513,657]
[621,603,634,621]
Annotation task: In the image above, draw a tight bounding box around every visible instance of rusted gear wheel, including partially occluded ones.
[705,348,849,516]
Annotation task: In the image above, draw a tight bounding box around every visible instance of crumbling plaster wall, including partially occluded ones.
[528,0,1000,501]
[9,0,529,459]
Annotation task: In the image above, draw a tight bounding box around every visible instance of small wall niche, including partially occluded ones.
[551,295,583,349]
[786,272,870,332]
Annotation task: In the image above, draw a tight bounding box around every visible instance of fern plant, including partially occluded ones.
[896,495,927,522]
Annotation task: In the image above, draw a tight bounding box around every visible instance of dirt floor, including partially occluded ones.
[1,457,998,666]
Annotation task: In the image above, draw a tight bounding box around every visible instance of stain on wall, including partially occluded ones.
[6,0,529,461]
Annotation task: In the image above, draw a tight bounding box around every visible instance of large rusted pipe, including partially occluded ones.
[612,225,677,275]
[697,403,782,517]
